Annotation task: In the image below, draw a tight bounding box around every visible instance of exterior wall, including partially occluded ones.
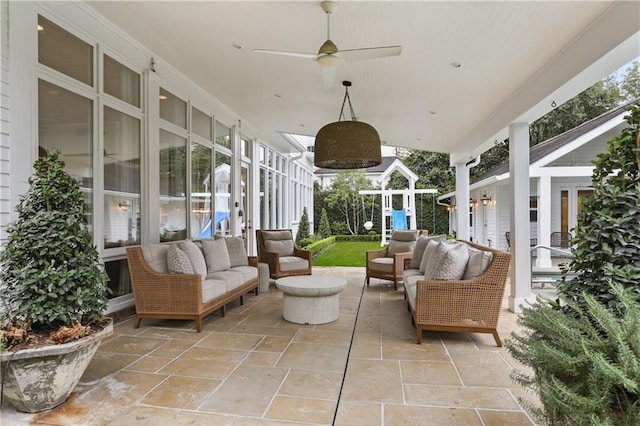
[0,0,9,242]
[5,2,314,314]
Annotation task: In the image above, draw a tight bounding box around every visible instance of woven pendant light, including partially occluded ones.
[314,81,382,169]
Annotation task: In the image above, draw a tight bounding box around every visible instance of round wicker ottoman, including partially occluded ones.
[275,275,347,325]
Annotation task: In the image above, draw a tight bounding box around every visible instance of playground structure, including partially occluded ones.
[360,159,437,245]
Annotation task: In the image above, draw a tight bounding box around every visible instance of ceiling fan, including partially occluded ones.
[253,1,402,93]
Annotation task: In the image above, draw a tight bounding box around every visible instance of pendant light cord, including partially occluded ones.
[338,84,357,122]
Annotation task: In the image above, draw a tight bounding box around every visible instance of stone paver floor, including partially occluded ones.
[2,267,539,425]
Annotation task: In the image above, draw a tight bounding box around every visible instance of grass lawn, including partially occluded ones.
[313,241,383,267]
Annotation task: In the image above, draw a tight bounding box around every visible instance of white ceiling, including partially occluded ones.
[86,1,639,163]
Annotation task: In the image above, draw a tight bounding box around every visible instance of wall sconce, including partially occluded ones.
[481,194,491,206]
[446,202,456,212]
[118,201,131,211]
[469,198,477,208]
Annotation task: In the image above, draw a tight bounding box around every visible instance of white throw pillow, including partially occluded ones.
[411,235,446,269]
[178,240,208,280]
[201,238,232,273]
[224,237,249,267]
[419,239,441,273]
[463,247,493,280]
[430,243,470,281]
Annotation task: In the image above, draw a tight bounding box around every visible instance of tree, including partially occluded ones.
[295,207,310,246]
[557,102,640,309]
[318,208,331,238]
[620,60,640,101]
[325,170,375,235]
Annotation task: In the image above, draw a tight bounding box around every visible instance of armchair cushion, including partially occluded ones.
[225,237,249,267]
[167,244,195,275]
[463,247,493,280]
[264,239,294,256]
[387,239,416,255]
[201,238,232,273]
[178,240,208,280]
[410,234,446,269]
[279,256,310,272]
[430,242,470,281]
[368,257,394,273]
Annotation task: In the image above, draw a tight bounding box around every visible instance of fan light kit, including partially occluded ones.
[314,81,382,169]
[253,1,402,92]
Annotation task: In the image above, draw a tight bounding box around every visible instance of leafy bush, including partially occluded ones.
[335,234,382,242]
[506,102,640,424]
[298,237,316,248]
[1,152,110,347]
[557,103,640,309]
[318,208,332,239]
[304,236,336,257]
[506,284,640,425]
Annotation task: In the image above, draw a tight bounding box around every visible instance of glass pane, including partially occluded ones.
[561,190,569,233]
[260,168,266,229]
[190,143,213,239]
[215,121,231,148]
[240,137,248,157]
[104,55,140,107]
[38,15,92,85]
[259,145,266,164]
[215,151,231,236]
[38,79,93,234]
[103,106,141,248]
[240,165,248,243]
[192,107,212,141]
[104,258,131,299]
[159,130,187,242]
[159,88,187,129]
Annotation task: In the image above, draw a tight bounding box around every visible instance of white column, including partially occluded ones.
[509,123,533,313]
[536,175,552,268]
[455,163,470,241]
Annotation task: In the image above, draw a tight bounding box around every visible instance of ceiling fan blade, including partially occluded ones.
[252,49,318,60]
[321,66,337,93]
[338,45,402,62]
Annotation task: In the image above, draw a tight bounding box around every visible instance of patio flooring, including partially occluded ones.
[2,267,539,425]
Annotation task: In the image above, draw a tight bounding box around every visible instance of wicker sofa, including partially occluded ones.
[403,238,511,346]
[126,237,259,332]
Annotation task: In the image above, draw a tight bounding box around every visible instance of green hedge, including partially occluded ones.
[334,234,382,242]
[303,236,336,257]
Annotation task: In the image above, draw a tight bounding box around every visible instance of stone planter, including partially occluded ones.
[0,320,113,413]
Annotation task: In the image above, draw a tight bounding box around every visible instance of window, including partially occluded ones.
[215,121,231,149]
[159,88,187,129]
[104,258,132,298]
[38,79,94,233]
[38,15,93,85]
[103,55,140,107]
[530,196,538,222]
[159,130,187,242]
[192,107,212,141]
[103,107,141,248]
[214,151,232,236]
[190,143,213,239]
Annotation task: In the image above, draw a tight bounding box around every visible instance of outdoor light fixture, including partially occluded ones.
[469,198,477,208]
[118,201,131,211]
[481,193,491,206]
[314,81,382,169]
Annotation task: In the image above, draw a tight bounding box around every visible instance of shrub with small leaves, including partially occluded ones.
[0,152,109,343]
[295,207,311,247]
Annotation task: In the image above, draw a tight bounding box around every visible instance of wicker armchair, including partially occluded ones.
[406,241,511,346]
[256,229,312,279]
[365,230,418,290]
[126,245,259,332]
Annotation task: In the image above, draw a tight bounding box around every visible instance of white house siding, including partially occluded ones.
[0,0,9,242]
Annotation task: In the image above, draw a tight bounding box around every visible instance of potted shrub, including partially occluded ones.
[506,102,640,424]
[0,151,112,413]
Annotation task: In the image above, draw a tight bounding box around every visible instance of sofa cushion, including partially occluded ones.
[410,234,446,269]
[202,238,232,273]
[419,239,441,273]
[225,237,249,267]
[279,256,309,272]
[368,257,394,273]
[231,265,258,283]
[429,242,470,281]
[391,230,418,242]
[178,240,208,280]
[403,273,424,288]
[264,239,294,256]
[387,239,416,256]
[167,244,195,275]
[463,247,494,280]
[142,244,171,273]
[201,278,227,304]
[207,270,246,292]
